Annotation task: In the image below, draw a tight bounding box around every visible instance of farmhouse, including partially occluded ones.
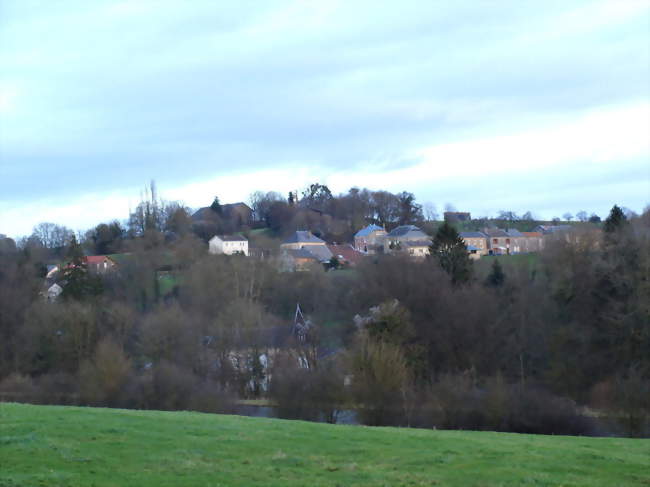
[353,224,386,254]
[209,234,249,256]
[384,225,431,256]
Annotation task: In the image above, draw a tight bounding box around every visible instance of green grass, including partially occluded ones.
[1,403,648,487]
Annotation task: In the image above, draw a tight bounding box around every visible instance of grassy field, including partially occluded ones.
[1,403,648,487]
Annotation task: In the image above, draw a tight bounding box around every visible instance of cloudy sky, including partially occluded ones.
[1,0,649,237]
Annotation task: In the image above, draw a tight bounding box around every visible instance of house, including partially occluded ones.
[402,240,431,258]
[209,234,249,256]
[192,202,253,233]
[484,229,511,255]
[280,231,332,261]
[280,248,320,271]
[46,283,63,302]
[326,244,365,267]
[521,232,544,252]
[505,229,525,254]
[444,212,471,222]
[84,255,117,274]
[533,224,572,235]
[46,264,60,279]
[459,231,488,259]
[222,202,253,227]
[383,225,431,256]
[353,224,386,254]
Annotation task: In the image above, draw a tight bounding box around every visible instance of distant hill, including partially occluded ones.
[1,403,648,487]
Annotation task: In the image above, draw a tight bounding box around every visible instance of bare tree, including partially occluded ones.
[423,202,438,221]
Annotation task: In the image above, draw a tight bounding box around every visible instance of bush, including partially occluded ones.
[0,373,36,402]
[418,374,595,435]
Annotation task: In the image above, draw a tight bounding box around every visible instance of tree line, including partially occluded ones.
[0,189,648,436]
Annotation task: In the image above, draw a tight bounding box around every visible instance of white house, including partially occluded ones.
[46,283,63,302]
[209,234,249,256]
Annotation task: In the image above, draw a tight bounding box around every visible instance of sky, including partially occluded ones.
[1,0,649,238]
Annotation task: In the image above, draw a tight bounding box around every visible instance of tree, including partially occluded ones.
[61,236,103,301]
[396,192,423,225]
[576,211,588,222]
[589,214,601,223]
[521,211,534,221]
[128,181,165,236]
[498,211,519,222]
[485,259,506,288]
[429,221,472,285]
[563,212,574,222]
[423,202,438,222]
[164,203,192,236]
[86,221,124,255]
[249,191,283,223]
[301,183,332,211]
[31,222,74,249]
[371,191,399,227]
[210,196,222,215]
[604,205,627,233]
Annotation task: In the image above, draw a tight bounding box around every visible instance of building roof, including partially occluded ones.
[387,225,428,238]
[534,224,572,234]
[484,229,509,238]
[283,248,319,261]
[84,255,115,265]
[402,240,431,248]
[222,202,251,211]
[211,234,248,242]
[354,224,384,238]
[302,244,333,262]
[191,206,214,222]
[326,244,365,266]
[506,229,524,237]
[522,232,542,237]
[283,230,325,244]
[459,231,487,238]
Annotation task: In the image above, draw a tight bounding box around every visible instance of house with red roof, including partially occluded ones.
[83,255,117,274]
[326,244,366,267]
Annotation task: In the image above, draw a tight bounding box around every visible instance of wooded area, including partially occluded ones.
[0,189,648,437]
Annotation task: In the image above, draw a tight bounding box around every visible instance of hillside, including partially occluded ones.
[1,403,648,487]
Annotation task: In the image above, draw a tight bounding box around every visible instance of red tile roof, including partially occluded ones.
[326,244,365,266]
[84,255,115,265]
[522,232,542,237]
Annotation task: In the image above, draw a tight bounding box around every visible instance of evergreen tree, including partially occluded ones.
[429,221,472,284]
[61,235,103,300]
[485,258,505,288]
[210,196,222,215]
[604,205,627,233]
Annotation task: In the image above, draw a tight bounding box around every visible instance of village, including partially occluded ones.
[37,198,588,301]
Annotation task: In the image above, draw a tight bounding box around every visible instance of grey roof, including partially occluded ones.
[506,229,524,237]
[215,234,247,242]
[354,224,384,237]
[460,231,487,238]
[403,240,431,247]
[283,231,325,244]
[301,244,333,262]
[387,225,428,238]
[485,229,509,237]
[191,206,214,221]
[283,248,319,260]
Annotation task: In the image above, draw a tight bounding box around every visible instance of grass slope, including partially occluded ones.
[1,403,648,487]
